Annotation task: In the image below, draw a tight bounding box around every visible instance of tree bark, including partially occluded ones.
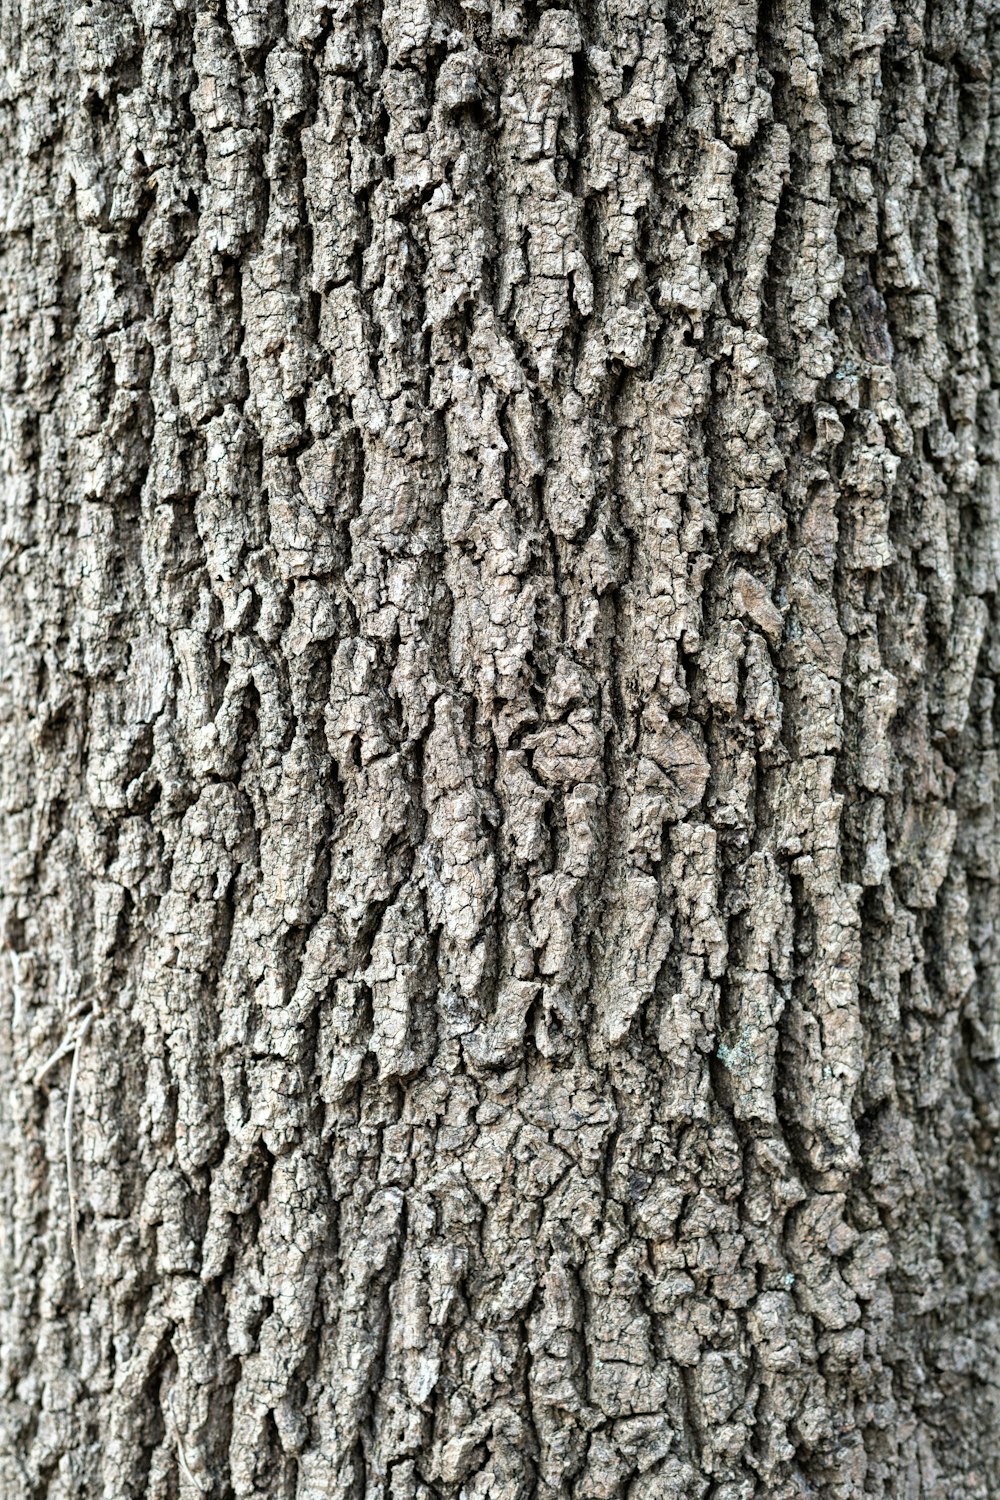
[2,0,1000,1495]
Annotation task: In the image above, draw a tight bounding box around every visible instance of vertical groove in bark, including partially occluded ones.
[1,0,1000,1496]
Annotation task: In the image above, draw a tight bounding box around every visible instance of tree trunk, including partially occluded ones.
[2,0,1000,1495]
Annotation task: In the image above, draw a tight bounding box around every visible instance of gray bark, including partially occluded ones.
[1,0,1000,1495]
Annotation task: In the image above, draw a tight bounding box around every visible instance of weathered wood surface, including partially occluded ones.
[2,0,1000,1495]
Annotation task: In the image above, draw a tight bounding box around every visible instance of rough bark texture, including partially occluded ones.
[2,0,1000,1495]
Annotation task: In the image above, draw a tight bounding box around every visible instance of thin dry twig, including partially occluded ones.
[33,1000,92,1086]
[168,1391,210,1494]
[8,948,23,1032]
[65,1010,92,1290]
